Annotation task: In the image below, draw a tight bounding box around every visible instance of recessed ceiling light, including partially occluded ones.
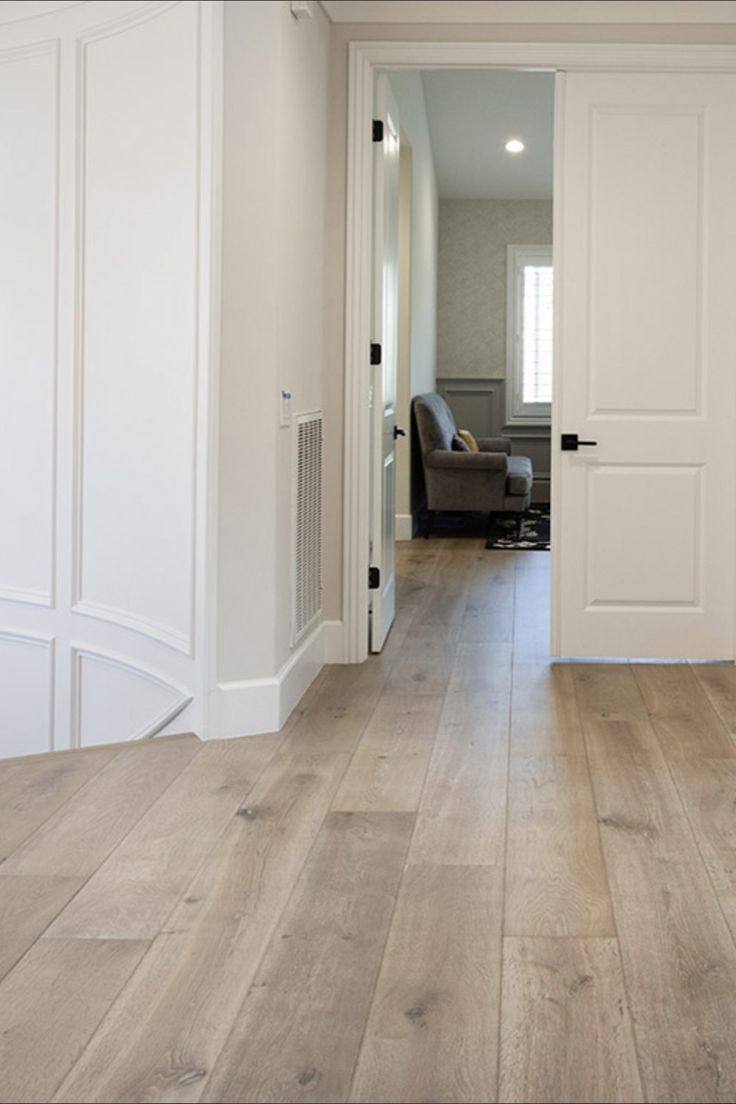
[505,138,525,154]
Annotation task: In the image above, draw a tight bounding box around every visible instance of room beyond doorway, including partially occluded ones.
[372,66,555,654]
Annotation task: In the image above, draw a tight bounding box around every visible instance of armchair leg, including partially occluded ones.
[423,510,435,539]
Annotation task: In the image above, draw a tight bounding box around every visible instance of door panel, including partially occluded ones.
[556,72,736,658]
[369,74,400,653]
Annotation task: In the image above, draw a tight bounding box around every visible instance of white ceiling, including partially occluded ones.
[421,69,554,200]
[322,1,736,23]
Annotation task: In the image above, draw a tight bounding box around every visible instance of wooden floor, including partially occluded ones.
[3,540,736,1103]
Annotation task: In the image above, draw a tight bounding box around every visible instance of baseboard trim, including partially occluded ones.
[395,513,414,541]
[215,621,324,739]
[322,619,346,663]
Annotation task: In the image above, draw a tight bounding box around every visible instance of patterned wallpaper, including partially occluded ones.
[438,199,553,378]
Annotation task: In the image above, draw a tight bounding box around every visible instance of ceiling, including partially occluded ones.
[321,1,736,23]
[421,69,554,200]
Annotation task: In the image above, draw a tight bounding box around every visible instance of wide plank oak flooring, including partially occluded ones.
[2,541,736,1102]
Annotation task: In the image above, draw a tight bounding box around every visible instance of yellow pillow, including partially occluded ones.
[458,429,479,452]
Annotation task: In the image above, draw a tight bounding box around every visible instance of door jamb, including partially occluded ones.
[343,39,736,664]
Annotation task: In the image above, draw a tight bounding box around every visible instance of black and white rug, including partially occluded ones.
[485,505,550,551]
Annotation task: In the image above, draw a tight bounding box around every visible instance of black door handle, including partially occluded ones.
[561,433,598,451]
[394,426,406,439]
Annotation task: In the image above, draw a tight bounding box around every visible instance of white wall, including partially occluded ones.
[217,2,329,694]
[386,70,438,534]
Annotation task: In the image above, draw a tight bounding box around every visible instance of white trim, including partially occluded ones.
[344,40,736,665]
[395,513,414,541]
[215,621,324,739]
[201,0,223,739]
[347,41,736,71]
[549,69,566,656]
[505,243,553,426]
[322,619,347,663]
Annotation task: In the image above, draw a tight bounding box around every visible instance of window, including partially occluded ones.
[506,244,553,425]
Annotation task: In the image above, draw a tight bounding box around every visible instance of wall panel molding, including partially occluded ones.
[0,630,55,755]
[0,0,223,759]
[71,645,192,747]
[71,0,201,656]
[0,38,59,610]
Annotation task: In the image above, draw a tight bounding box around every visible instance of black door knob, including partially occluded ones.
[561,433,598,451]
[394,426,406,439]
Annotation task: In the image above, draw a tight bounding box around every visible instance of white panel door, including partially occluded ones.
[556,71,736,658]
[0,1,219,758]
[369,74,400,654]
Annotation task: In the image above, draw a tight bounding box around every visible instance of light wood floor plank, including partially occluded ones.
[449,641,513,697]
[0,938,148,1104]
[0,874,83,982]
[411,544,476,628]
[691,663,736,735]
[460,549,516,644]
[1,735,200,878]
[52,745,358,1103]
[331,693,443,813]
[510,661,585,757]
[511,553,551,662]
[409,690,509,866]
[633,663,736,759]
[350,864,503,1104]
[573,663,649,723]
[45,734,281,940]
[0,745,118,863]
[384,624,461,697]
[666,755,736,945]
[504,755,615,937]
[499,937,642,1103]
[4,542,736,1104]
[203,811,414,1104]
[584,717,736,1102]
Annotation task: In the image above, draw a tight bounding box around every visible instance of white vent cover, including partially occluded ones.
[292,411,322,644]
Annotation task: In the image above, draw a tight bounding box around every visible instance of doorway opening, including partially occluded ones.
[369,67,555,654]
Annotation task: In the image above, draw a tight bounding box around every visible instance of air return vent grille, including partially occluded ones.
[292,411,322,645]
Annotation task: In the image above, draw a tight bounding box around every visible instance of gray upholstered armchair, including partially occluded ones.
[413,393,533,535]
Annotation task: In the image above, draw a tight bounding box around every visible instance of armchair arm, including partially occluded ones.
[476,436,511,455]
[426,449,509,473]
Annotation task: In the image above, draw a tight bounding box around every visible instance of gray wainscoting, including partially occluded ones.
[437,377,551,504]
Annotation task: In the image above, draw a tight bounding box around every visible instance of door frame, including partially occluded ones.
[342,39,736,664]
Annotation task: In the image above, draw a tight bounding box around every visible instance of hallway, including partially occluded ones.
[2,540,736,1102]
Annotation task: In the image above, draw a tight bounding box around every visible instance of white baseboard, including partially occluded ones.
[215,621,324,739]
[395,513,414,541]
[322,619,346,663]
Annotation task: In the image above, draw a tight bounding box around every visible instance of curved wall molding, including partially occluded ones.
[71,645,192,747]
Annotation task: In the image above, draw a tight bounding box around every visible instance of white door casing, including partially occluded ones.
[555,70,736,659]
[369,74,400,653]
[344,42,736,666]
[0,0,221,757]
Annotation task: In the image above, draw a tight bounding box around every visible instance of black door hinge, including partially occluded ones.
[369,565,380,590]
[370,343,382,366]
[372,119,384,143]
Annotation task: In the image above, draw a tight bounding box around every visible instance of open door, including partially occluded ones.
[369,74,400,653]
[555,71,736,658]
